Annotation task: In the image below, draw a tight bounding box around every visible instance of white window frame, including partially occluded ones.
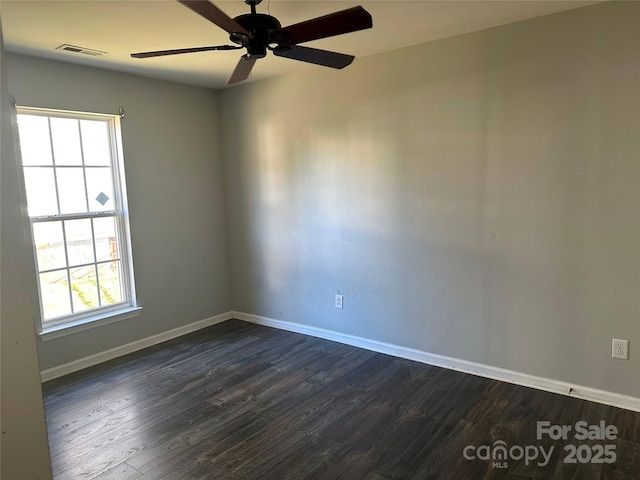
[16,106,140,340]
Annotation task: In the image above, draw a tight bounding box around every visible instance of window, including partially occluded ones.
[16,107,138,336]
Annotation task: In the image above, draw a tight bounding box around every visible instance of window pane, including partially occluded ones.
[40,270,71,320]
[33,221,66,271]
[51,117,82,165]
[81,120,111,166]
[23,167,58,216]
[65,219,95,266]
[86,168,115,212]
[70,265,99,312]
[18,109,135,327]
[57,168,87,214]
[94,217,119,262]
[98,262,123,305]
[17,115,53,166]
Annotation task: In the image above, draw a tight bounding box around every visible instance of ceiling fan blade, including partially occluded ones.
[273,45,354,69]
[271,6,372,47]
[178,0,251,37]
[228,55,257,84]
[131,45,241,59]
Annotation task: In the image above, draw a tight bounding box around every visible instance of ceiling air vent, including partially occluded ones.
[56,44,106,56]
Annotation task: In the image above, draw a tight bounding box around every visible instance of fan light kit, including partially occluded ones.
[131,0,373,84]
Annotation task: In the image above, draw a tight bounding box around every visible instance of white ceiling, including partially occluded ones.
[0,0,600,89]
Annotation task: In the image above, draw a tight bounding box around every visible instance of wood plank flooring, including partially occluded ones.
[43,320,640,479]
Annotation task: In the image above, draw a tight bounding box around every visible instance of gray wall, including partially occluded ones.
[6,55,232,371]
[2,1,638,402]
[1,23,53,479]
[221,1,640,398]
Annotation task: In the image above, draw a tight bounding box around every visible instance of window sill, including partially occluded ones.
[39,306,143,341]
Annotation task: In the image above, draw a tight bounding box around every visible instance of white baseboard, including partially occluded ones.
[40,311,233,382]
[40,309,639,413]
[233,311,640,413]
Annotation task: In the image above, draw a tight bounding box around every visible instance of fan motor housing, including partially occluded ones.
[231,13,282,58]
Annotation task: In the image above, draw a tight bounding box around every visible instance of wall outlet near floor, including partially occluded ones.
[612,339,629,360]
[335,294,344,309]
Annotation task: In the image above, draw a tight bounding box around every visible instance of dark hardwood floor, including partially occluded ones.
[43,320,640,479]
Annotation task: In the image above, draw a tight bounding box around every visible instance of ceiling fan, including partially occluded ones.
[131,0,373,84]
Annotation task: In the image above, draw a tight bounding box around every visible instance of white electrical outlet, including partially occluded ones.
[612,339,629,360]
[335,294,344,309]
